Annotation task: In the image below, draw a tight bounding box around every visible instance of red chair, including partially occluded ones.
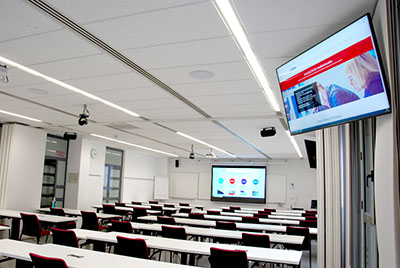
[29,253,68,268]
[115,236,149,259]
[300,220,317,228]
[131,201,142,205]
[207,210,220,215]
[222,208,234,213]
[81,211,107,231]
[179,207,192,213]
[164,204,175,208]
[209,247,248,268]
[241,216,259,224]
[111,220,134,233]
[179,202,190,206]
[216,221,236,230]
[20,213,50,244]
[254,213,269,219]
[157,216,176,225]
[305,216,318,221]
[258,210,271,215]
[230,206,241,210]
[115,202,126,207]
[151,205,163,211]
[264,208,276,212]
[242,233,270,248]
[189,213,204,220]
[102,204,116,214]
[161,226,187,262]
[149,200,159,204]
[302,212,317,217]
[292,207,304,211]
[286,226,311,268]
[305,210,317,214]
[50,227,79,248]
[131,207,148,222]
[49,208,76,229]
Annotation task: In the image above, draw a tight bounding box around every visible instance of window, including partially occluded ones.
[103,147,123,203]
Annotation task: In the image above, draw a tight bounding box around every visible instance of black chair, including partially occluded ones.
[292,207,304,211]
[164,204,175,208]
[111,220,134,233]
[264,208,276,212]
[222,208,234,213]
[115,202,126,207]
[29,253,68,268]
[215,221,237,244]
[189,213,204,220]
[254,213,269,219]
[207,210,220,215]
[151,205,163,211]
[258,210,271,215]
[230,206,241,210]
[115,236,149,259]
[49,208,76,229]
[241,216,259,224]
[300,220,317,228]
[131,201,142,205]
[131,207,148,222]
[179,202,190,206]
[157,216,176,225]
[286,226,312,268]
[81,211,107,231]
[20,213,50,244]
[179,207,192,213]
[242,233,270,248]
[160,226,187,262]
[306,210,317,214]
[50,227,79,248]
[209,247,248,268]
[102,204,116,214]
[149,200,159,204]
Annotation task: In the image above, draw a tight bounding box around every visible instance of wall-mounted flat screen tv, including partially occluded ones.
[276,14,391,135]
[211,166,266,204]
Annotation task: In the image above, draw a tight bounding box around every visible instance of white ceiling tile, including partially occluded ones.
[189,92,267,107]
[0,68,47,89]
[84,2,229,50]
[203,103,274,117]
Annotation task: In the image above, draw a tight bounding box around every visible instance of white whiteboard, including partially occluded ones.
[266,174,287,203]
[198,173,211,200]
[169,172,198,199]
[154,176,169,200]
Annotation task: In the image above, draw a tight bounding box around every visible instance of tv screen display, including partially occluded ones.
[276,14,390,135]
[211,166,266,204]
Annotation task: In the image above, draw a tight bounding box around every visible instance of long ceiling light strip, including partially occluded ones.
[213,0,281,113]
[91,134,179,157]
[0,56,140,118]
[0,109,42,122]
[176,131,237,157]
[286,130,303,158]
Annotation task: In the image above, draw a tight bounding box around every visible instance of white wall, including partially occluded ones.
[2,124,46,211]
[167,158,317,210]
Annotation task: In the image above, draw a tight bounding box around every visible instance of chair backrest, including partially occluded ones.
[216,221,236,231]
[305,216,318,221]
[222,208,234,213]
[286,226,311,250]
[230,206,241,210]
[49,208,66,216]
[157,216,176,225]
[241,216,259,224]
[111,220,134,233]
[207,210,220,215]
[29,253,68,268]
[50,227,79,248]
[20,213,41,237]
[131,201,142,205]
[311,199,317,209]
[161,225,187,240]
[179,207,192,213]
[300,220,317,228]
[264,208,276,212]
[292,207,304,211]
[305,210,317,214]
[149,200,159,204]
[115,236,149,259]
[302,212,316,217]
[257,210,271,215]
[189,213,204,220]
[254,213,269,219]
[102,204,116,214]
[132,207,148,217]
[179,202,189,206]
[81,211,99,231]
[209,247,248,268]
[115,202,126,207]
[241,233,270,248]
[151,205,163,211]
[164,204,175,208]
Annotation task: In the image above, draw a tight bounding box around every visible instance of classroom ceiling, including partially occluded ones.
[0,0,376,159]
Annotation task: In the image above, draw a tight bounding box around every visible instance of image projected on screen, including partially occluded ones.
[211,166,266,204]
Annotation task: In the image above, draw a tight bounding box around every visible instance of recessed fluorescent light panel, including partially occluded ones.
[176,131,236,157]
[213,0,281,113]
[286,130,303,158]
[0,109,42,122]
[91,134,179,157]
[0,56,140,118]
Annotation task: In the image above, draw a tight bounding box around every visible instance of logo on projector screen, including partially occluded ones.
[229,178,235,184]
[253,179,259,185]
[241,178,247,184]
[218,178,224,184]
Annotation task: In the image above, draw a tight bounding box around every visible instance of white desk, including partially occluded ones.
[0,209,78,240]
[37,208,121,220]
[0,239,196,268]
[137,216,317,235]
[220,207,309,214]
[129,222,304,246]
[202,210,307,220]
[268,215,306,220]
[74,229,302,267]
[172,213,300,226]
[92,205,178,214]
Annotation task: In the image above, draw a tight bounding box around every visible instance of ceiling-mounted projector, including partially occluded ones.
[0,65,9,83]
[260,127,276,137]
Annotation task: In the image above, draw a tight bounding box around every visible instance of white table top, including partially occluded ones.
[0,209,77,223]
[220,207,311,214]
[200,210,307,220]
[0,239,196,268]
[93,204,178,212]
[137,216,317,235]
[0,225,10,231]
[172,213,300,226]
[74,229,302,265]
[130,222,304,245]
[37,208,121,220]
